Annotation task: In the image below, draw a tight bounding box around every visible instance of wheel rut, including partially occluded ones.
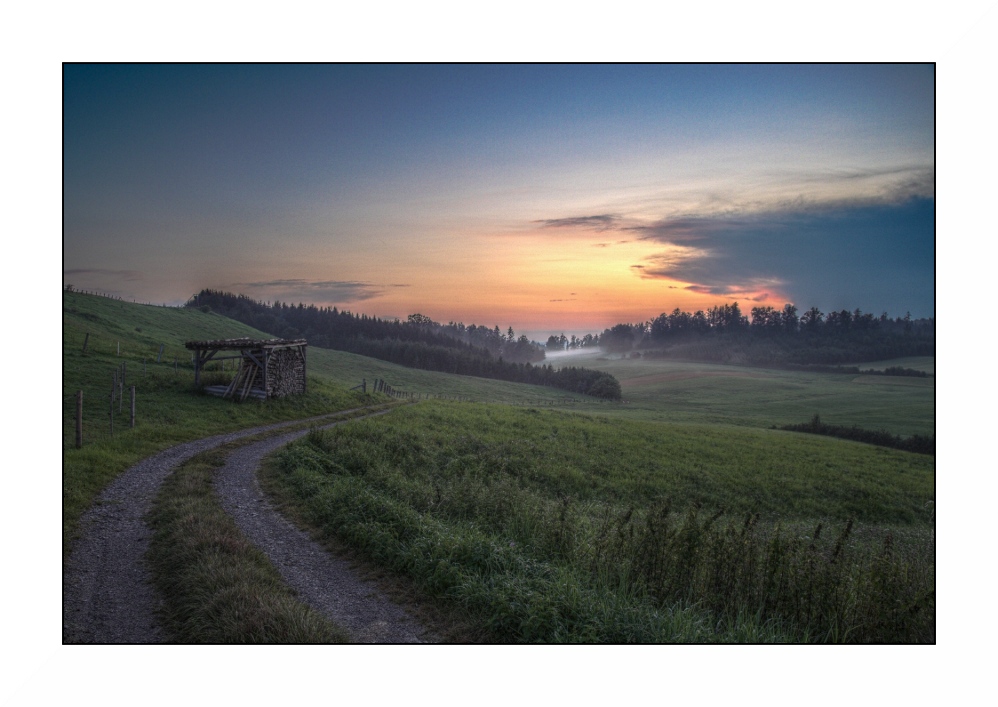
[63,405,433,643]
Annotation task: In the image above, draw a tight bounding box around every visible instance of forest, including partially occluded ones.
[185,290,621,399]
[587,302,935,367]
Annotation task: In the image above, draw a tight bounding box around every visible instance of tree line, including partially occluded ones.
[186,290,621,399]
[781,415,934,455]
[594,302,934,366]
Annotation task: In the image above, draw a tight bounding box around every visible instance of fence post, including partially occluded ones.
[117,341,120,356]
[157,345,164,363]
[109,382,114,437]
[82,333,89,354]
[130,386,136,428]
[76,390,83,449]
[362,378,366,393]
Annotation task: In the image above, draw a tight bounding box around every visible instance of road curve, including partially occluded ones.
[214,414,435,643]
[63,406,431,643]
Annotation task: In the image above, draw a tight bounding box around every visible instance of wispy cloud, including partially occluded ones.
[779,164,935,204]
[534,214,620,231]
[236,278,385,303]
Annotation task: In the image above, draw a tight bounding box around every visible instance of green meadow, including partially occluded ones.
[544,350,934,437]
[267,402,933,642]
[62,291,611,550]
[63,291,934,642]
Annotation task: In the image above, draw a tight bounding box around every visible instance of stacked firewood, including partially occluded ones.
[266,347,305,398]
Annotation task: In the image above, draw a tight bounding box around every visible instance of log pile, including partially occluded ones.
[266,347,306,398]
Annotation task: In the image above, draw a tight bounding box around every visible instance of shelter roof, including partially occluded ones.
[184,338,307,350]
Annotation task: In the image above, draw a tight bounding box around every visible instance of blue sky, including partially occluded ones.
[63,63,934,332]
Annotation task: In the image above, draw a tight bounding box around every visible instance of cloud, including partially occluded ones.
[780,165,935,204]
[629,197,935,315]
[534,214,620,231]
[593,239,632,248]
[236,278,384,303]
[64,268,143,281]
[682,282,781,302]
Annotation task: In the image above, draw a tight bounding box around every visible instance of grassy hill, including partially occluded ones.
[62,291,614,550]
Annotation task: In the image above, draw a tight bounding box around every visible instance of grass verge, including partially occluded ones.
[145,446,352,643]
[144,404,398,642]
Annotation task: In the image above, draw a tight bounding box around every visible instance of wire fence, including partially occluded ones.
[63,325,624,451]
[63,327,210,450]
[64,285,185,308]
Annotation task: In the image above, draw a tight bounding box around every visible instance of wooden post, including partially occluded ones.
[362,378,366,393]
[117,341,120,356]
[82,333,89,353]
[76,390,83,449]
[112,370,117,404]
[109,382,114,437]
[130,386,136,428]
[157,345,164,363]
[119,368,124,413]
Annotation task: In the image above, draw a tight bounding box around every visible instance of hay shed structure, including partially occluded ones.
[185,338,307,401]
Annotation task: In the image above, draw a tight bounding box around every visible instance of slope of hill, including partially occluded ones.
[62,290,934,642]
[62,291,617,550]
[186,289,621,399]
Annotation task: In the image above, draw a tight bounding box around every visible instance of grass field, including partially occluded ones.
[63,291,935,642]
[265,402,934,642]
[62,291,616,551]
[544,350,935,437]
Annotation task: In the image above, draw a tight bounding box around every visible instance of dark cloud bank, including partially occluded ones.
[630,198,935,316]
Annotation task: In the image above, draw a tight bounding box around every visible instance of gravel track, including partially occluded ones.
[215,413,435,643]
[63,406,431,644]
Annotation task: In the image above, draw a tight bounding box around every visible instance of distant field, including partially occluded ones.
[854,356,935,375]
[546,351,935,437]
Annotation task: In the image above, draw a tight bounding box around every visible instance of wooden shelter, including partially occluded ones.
[185,338,307,401]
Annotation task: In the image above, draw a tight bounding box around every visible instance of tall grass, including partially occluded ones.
[146,448,350,643]
[265,402,934,642]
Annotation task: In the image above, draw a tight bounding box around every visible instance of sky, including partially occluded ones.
[63,64,935,336]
